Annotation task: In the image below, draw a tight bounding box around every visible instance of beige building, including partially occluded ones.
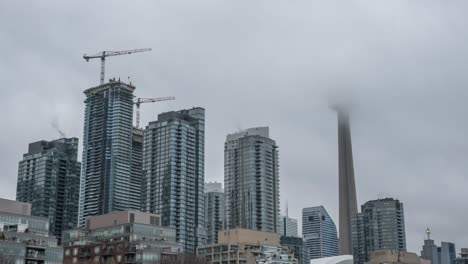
[197,228,297,264]
[366,250,431,264]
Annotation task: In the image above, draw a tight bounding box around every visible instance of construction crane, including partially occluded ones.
[134,97,175,128]
[83,48,151,84]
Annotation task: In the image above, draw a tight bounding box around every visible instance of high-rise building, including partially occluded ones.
[224,127,280,233]
[279,214,298,237]
[420,229,457,264]
[421,229,439,264]
[79,80,138,226]
[335,108,358,255]
[0,198,63,263]
[352,198,406,264]
[439,242,457,264]
[205,182,224,244]
[142,107,205,253]
[456,248,468,264]
[16,137,81,242]
[131,128,144,211]
[302,206,339,260]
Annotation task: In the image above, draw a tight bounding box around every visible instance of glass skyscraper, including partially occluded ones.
[302,206,339,260]
[352,198,407,264]
[79,80,139,226]
[16,137,81,242]
[279,214,299,237]
[142,107,205,253]
[224,127,280,233]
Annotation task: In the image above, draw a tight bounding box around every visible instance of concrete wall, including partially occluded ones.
[0,198,31,216]
[87,210,161,229]
[217,228,280,246]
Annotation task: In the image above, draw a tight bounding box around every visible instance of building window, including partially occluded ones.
[94,246,100,254]
[73,248,78,256]
[65,249,70,256]
[117,255,122,262]
[308,216,314,222]
[130,213,135,223]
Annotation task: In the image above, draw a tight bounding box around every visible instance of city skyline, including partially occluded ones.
[2,0,468,254]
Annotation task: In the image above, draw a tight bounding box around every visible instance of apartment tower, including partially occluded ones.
[352,198,407,264]
[17,138,81,242]
[224,127,280,233]
[205,182,224,244]
[79,80,139,226]
[142,107,206,253]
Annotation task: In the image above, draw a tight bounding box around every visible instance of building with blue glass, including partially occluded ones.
[79,80,140,227]
[142,107,206,253]
[302,206,339,260]
[16,137,81,243]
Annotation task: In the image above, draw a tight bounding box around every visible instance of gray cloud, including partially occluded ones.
[1,0,467,253]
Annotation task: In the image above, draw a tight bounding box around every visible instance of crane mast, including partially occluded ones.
[134,96,175,128]
[83,48,151,84]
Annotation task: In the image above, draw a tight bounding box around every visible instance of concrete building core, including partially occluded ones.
[335,108,358,255]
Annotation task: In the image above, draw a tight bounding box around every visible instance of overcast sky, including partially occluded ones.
[1,0,468,253]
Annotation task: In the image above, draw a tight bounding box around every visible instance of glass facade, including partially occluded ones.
[351,198,406,264]
[62,223,181,263]
[142,107,205,253]
[302,206,338,260]
[224,127,280,233]
[205,188,224,244]
[79,81,139,226]
[16,138,81,242]
[0,211,63,263]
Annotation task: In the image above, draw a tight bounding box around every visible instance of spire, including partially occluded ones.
[426,228,432,240]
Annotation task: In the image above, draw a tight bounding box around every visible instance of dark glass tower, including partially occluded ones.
[336,108,358,255]
[224,127,280,233]
[351,198,407,264]
[142,107,205,253]
[16,138,81,242]
[204,182,224,244]
[79,80,138,226]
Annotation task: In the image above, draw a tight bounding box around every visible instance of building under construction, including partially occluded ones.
[78,79,141,227]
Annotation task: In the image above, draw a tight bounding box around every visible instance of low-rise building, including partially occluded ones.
[366,249,431,264]
[62,210,183,264]
[0,198,63,263]
[197,228,297,264]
